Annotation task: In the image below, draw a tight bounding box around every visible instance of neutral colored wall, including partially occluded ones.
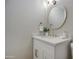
[5,0,47,59]
[5,0,73,59]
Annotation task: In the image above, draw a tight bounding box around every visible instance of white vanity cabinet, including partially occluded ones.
[32,35,71,59]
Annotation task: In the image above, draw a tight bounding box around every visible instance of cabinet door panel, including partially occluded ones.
[44,45,55,59]
[33,39,43,59]
[33,39,55,59]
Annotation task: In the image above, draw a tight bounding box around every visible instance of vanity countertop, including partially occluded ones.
[32,33,72,46]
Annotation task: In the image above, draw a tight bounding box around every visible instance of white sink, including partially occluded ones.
[32,33,72,46]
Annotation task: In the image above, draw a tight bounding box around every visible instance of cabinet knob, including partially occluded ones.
[35,49,38,58]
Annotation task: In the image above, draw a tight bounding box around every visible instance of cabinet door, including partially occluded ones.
[33,39,55,59]
[42,43,55,59]
[33,39,43,59]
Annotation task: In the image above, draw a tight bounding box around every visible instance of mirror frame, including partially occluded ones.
[48,5,67,30]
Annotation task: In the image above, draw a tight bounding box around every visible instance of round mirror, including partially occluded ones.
[48,6,66,30]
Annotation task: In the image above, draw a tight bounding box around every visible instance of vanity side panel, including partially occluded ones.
[55,42,69,59]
